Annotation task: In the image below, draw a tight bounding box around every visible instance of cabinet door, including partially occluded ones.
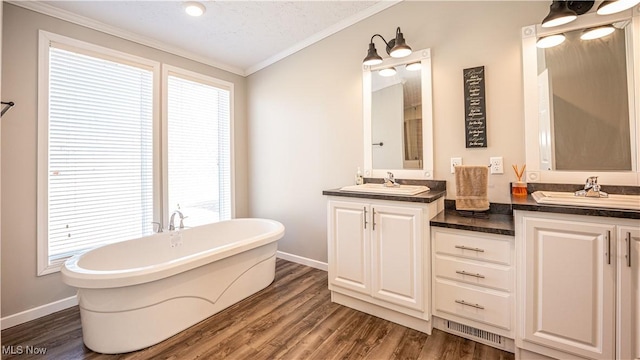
[522,216,615,360]
[371,205,423,310]
[328,201,370,294]
[618,226,640,360]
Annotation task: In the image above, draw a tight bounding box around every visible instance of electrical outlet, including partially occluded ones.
[490,157,504,174]
[451,157,462,174]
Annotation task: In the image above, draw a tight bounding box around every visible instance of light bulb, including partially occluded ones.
[580,26,615,40]
[597,0,640,15]
[406,62,421,71]
[536,34,566,48]
[184,2,205,17]
[378,68,397,77]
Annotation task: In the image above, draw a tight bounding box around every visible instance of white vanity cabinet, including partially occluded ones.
[431,227,515,343]
[516,210,639,360]
[327,197,442,332]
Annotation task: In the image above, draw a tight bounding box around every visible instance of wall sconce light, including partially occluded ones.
[541,0,579,28]
[541,0,639,28]
[537,0,633,48]
[363,27,413,66]
[597,0,640,15]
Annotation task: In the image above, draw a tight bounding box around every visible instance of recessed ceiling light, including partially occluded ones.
[184,2,206,17]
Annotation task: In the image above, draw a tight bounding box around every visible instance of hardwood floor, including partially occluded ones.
[2,259,514,360]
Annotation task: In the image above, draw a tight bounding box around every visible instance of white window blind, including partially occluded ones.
[167,74,231,226]
[47,46,154,266]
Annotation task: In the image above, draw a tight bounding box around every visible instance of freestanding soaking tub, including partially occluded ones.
[61,218,285,354]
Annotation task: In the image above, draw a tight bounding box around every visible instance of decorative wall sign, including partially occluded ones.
[463,66,487,148]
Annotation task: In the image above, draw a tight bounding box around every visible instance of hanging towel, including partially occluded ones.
[455,165,490,211]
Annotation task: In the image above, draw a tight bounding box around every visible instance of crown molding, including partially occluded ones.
[245,0,402,76]
[8,0,246,76]
[9,0,401,77]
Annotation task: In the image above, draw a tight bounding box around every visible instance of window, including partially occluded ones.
[164,67,233,226]
[37,32,235,275]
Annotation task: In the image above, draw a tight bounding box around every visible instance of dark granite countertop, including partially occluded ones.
[430,210,515,236]
[323,179,447,204]
[322,188,446,204]
[511,193,640,220]
[325,182,639,237]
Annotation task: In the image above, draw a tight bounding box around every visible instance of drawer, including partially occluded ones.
[434,254,512,292]
[433,229,511,265]
[434,278,511,330]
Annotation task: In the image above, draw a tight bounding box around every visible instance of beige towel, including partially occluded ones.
[455,165,490,211]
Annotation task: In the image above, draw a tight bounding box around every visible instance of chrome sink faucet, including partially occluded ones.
[384,171,399,187]
[169,210,185,231]
[575,176,608,198]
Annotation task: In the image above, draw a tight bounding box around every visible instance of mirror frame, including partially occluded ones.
[363,48,434,179]
[522,7,640,185]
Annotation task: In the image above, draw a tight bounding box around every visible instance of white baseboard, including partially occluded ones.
[1,253,325,330]
[276,251,328,271]
[1,295,78,330]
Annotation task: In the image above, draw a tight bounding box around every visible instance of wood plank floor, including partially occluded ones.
[2,259,515,360]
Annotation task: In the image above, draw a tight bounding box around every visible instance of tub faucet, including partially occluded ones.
[575,176,608,198]
[169,210,185,231]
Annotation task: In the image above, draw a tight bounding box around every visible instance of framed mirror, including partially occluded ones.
[522,8,640,185]
[363,48,433,179]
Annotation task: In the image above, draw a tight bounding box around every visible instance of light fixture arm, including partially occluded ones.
[363,27,412,65]
[369,34,391,53]
[369,27,405,55]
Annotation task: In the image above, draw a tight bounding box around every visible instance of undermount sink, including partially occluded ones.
[340,183,430,196]
[531,191,640,210]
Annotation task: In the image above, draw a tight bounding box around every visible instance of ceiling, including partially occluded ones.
[14,1,398,76]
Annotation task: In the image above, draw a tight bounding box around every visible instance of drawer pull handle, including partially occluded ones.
[627,232,632,268]
[363,207,368,230]
[455,299,485,310]
[455,270,485,279]
[372,208,377,231]
[454,245,485,253]
[606,231,611,265]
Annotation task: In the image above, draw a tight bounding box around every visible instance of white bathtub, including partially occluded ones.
[61,218,284,354]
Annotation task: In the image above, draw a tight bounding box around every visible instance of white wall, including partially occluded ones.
[247,1,548,263]
[0,4,249,318]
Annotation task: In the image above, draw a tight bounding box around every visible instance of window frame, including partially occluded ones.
[161,64,236,227]
[37,31,231,275]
